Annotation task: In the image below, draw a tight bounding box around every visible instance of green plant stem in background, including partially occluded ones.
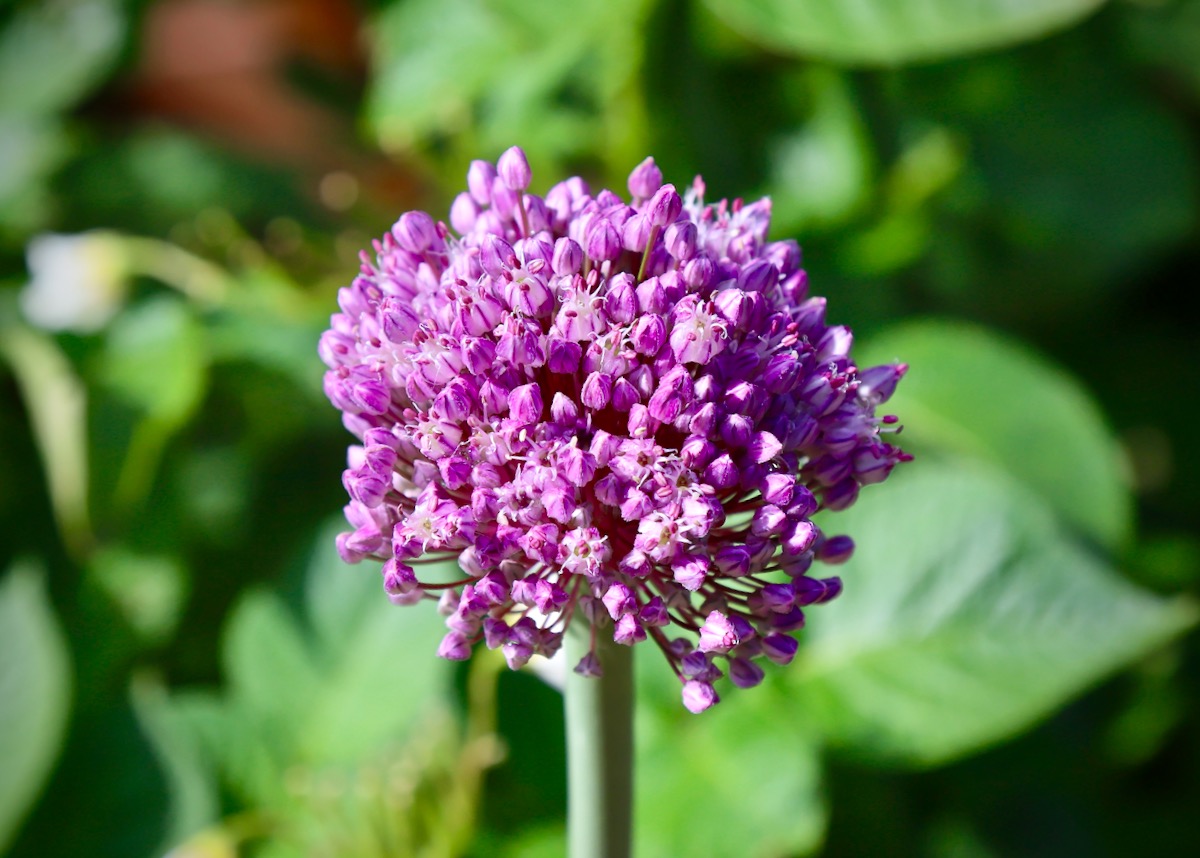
[565,624,633,858]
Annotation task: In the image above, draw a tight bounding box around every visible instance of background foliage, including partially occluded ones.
[1,0,1198,855]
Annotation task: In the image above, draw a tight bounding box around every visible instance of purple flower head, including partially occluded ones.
[321,149,909,712]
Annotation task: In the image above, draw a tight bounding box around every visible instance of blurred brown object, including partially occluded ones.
[125,0,420,208]
[132,0,360,164]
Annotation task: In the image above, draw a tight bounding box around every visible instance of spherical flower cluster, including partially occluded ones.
[320,147,908,712]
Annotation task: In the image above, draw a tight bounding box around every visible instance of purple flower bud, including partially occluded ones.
[589,430,621,466]
[627,403,658,439]
[823,479,860,511]
[508,383,543,424]
[793,576,843,606]
[762,634,799,666]
[552,237,584,275]
[680,436,716,470]
[497,146,532,191]
[647,184,682,227]
[750,504,788,537]
[682,680,719,714]
[729,657,765,689]
[393,211,436,253]
[711,543,750,577]
[551,392,579,425]
[664,221,697,261]
[817,535,855,564]
[698,611,740,653]
[613,613,647,645]
[769,606,806,632]
[547,338,583,373]
[631,315,666,356]
[612,378,640,412]
[704,454,739,490]
[737,259,777,293]
[581,371,613,410]
[574,651,603,677]
[761,474,794,507]
[603,582,636,619]
[481,234,516,278]
[639,596,669,627]
[782,519,818,556]
[586,219,621,262]
[627,156,663,199]
[613,550,647,579]
[483,617,510,649]
[605,273,638,323]
[622,214,653,252]
[682,256,715,289]
[438,632,472,661]
[858,363,908,404]
[450,192,479,234]
[817,325,854,362]
[467,160,496,204]
[503,641,534,670]
[672,554,709,591]
[787,486,818,519]
[383,558,418,595]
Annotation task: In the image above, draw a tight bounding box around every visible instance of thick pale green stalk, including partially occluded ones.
[565,624,634,858]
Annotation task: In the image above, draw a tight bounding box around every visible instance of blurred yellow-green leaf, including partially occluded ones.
[0,562,72,853]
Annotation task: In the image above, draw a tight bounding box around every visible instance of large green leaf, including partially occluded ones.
[0,0,125,116]
[860,319,1133,549]
[701,0,1106,66]
[366,0,653,170]
[0,563,72,853]
[223,591,323,747]
[636,651,826,857]
[296,520,453,763]
[791,465,1195,766]
[130,676,220,850]
[98,295,208,425]
[0,317,91,556]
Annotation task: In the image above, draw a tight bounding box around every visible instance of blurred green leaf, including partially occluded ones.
[768,68,873,234]
[131,675,220,850]
[0,118,69,237]
[224,591,323,743]
[912,47,1196,311]
[366,0,653,170]
[636,655,826,857]
[0,561,72,853]
[860,319,1132,549]
[0,314,91,557]
[792,464,1196,766]
[0,0,124,116]
[90,547,188,644]
[298,521,454,762]
[98,295,208,425]
[701,0,1106,65]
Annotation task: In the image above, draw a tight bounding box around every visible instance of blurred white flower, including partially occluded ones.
[20,231,129,333]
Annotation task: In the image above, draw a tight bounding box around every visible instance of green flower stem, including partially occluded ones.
[565,623,634,858]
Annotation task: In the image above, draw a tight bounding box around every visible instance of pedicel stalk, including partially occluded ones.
[320,146,909,857]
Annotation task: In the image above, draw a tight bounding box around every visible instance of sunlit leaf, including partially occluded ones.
[860,320,1133,549]
[0,562,72,853]
[636,653,827,857]
[791,465,1196,766]
[366,0,653,170]
[298,519,453,762]
[701,0,1106,65]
